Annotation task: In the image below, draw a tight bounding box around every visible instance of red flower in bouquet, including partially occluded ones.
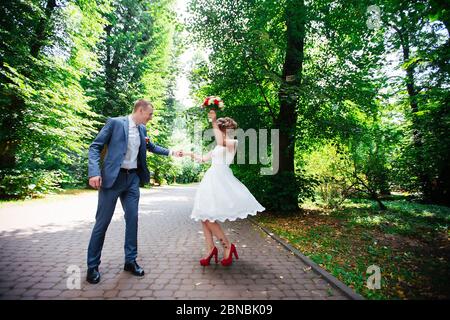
[145,136,149,144]
[201,96,224,110]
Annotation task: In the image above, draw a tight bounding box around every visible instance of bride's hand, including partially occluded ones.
[188,153,202,162]
[182,151,196,160]
[208,110,217,122]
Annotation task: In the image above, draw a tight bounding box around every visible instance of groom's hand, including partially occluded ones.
[89,176,102,189]
[172,150,183,157]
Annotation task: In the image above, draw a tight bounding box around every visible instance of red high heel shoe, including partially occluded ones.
[221,243,239,266]
[200,247,218,266]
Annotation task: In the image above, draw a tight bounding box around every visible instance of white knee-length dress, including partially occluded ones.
[190,140,265,222]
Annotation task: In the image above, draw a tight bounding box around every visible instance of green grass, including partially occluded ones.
[255,196,450,299]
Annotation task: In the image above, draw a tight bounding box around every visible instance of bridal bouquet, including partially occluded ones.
[201,96,224,111]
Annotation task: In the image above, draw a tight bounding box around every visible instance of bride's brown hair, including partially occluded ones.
[216,117,237,132]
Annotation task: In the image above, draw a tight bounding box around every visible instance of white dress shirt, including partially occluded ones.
[121,115,141,169]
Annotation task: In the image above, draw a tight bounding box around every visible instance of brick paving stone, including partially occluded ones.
[0,185,356,300]
[36,290,62,298]
[80,290,105,298]
[117,290,137,298]
[59,290,82,298]
[103,290,119,298]
[135,290,154,298]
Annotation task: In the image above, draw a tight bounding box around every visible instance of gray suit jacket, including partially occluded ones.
[88,116,170,189]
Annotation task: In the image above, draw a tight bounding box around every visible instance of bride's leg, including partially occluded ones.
[205,220,231,259]
[201,221,215,257]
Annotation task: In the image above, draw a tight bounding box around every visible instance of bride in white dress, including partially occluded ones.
[184,110,265,267]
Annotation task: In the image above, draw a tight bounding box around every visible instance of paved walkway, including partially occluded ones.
[0,185,350,300]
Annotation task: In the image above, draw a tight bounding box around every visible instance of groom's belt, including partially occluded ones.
[120,168,138,174]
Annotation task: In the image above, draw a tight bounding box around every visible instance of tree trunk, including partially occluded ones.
[0,96,22,169]
[104,24,115,116]
[429,0,450,205]
[394,21,433,203]
[30,0,57,58]
[372,192,387,211]
[273,0,306,211]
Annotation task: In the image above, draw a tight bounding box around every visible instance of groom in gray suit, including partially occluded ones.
[86,99,182,284]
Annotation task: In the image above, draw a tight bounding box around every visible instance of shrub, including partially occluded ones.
[0,169,65,199]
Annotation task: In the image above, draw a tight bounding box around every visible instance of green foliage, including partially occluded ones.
[1,0,449,207]
[85,0,157,117]
[233,166,318,211]
[143,1,182,185]
[176,159,205,184]
[377,0,450,205]
[0,0,182,197]
[186,0,399,212]
[256,198,450,299]
[0,169,65,199]
[303,142,353,208]
[0,0,109,198]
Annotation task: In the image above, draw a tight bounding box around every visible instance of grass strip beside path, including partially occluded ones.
[255,198,450,299]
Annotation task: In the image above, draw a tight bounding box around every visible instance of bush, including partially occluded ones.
[0,169,66,199]
[316,177,349,209]
[176,160,205,184]
[302,142,354,209]
[233,165,318,212]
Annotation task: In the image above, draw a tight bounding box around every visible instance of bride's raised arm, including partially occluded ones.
[208,110,225,146]
[208,110,235,150]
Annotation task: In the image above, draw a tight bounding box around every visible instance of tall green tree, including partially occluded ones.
[0,0,109,198]
[1,0,58,169]
[86,0,155,117]
[84,0,182,185]
[143,1,183,184]
[380,0,450,205]
[187,0,387,211]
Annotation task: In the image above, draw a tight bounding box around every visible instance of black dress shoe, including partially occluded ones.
[124,261,145,276]
[86,267,100,284]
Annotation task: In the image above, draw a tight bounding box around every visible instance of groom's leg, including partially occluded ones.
[120,172,140,263]
[87,181,122,269]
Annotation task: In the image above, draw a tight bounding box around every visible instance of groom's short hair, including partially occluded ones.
[134,99,153,112]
